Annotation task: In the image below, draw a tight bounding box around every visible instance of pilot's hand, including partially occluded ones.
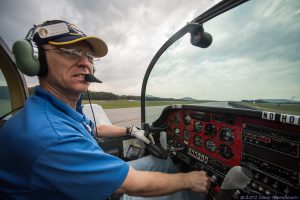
[130,126,150,144]
[186,171,211,193]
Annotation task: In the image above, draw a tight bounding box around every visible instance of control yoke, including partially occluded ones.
[216,166,253,200]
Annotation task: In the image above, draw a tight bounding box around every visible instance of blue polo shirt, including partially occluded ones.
[0,86,129,200]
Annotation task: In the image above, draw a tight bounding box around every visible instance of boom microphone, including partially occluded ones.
[85,74,102,83]
[216,166,252,200]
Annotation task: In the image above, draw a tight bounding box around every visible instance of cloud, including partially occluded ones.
[2,0,298,102]
[0,0,219,94]
[146,0,300,101]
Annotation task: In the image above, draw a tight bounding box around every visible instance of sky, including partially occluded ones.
[0,0,220,96]
[145,0,300,101]
[1,0,299,101]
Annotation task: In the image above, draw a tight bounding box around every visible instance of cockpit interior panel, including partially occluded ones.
[150,105,300,198]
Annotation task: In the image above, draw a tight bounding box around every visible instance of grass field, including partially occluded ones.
[83,100,140,109]
[2,99,299,116]
[83,100,300,116]
[83,100,200,109]
[240,102,300,115]
[0,100,11,116]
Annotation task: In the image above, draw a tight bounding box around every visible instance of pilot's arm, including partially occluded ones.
[95,124,150,144]
[115,166,211,197]
[95,124,127,138]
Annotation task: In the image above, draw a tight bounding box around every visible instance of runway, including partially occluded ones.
[104,101,233,128]
[104,107,141,127]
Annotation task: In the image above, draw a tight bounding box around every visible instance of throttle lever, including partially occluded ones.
[144,131,168,159]
[146,143,169,159]
[216,166,252,200]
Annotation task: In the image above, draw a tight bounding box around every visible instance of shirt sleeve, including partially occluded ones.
[31,135,129,200]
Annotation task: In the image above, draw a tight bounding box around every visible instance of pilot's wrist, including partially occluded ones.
[126,127,131,135]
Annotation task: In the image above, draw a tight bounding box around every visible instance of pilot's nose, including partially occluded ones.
[77,57,93,73]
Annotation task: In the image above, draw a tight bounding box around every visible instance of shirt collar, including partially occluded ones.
[34,86,84,123]
[76,94,84,114]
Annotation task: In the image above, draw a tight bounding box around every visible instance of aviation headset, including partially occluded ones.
[13,21,54,76]
[12,20,108,77]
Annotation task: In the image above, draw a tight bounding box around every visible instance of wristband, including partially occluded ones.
[126,127,131,135]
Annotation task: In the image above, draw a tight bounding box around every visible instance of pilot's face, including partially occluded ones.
[42,41,94,98]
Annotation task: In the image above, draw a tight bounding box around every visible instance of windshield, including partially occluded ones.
[145,0,300,125]
[0,68,11,118]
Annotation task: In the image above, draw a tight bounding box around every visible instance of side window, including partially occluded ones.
[0,68,11,118]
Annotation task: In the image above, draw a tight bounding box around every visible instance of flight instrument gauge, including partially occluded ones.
[183,129,191,140]
[194,121,203,133]
[205,124,217,137]
[219,144,233,159]
[219,128,234,144]
[194,135,203,147]
[174,128,180,139]
[183,114,191,125]
[174,113,181,124]
[204,139,217,152]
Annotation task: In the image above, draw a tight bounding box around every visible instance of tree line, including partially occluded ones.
[27,87,140,100]
[82,91,141,100]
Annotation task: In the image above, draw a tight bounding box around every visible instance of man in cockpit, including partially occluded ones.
[0,20,210,200]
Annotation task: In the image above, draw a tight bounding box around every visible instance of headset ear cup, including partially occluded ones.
[12,40,40,76]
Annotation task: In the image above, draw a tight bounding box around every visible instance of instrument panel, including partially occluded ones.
[168,110,242,166]
[151,105,300,198]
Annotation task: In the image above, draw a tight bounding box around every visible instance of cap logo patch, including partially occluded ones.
[38,28,48,37]
[36,23,69,38]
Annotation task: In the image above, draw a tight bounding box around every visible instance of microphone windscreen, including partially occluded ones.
[85,74,102,83]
